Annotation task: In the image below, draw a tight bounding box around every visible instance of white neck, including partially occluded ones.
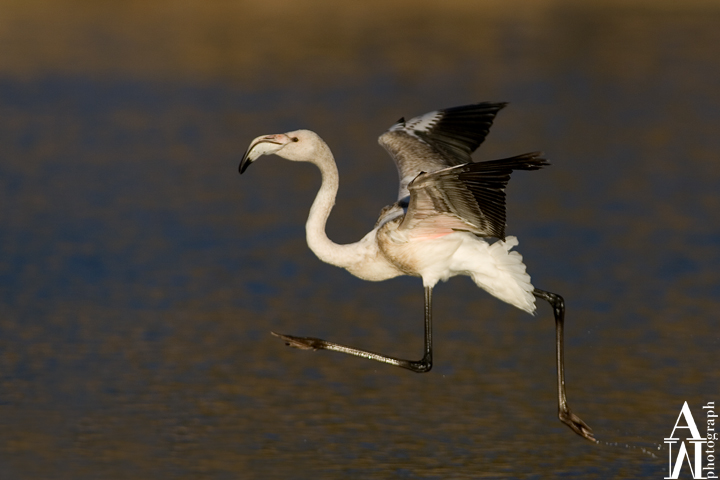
[304,146,358,268]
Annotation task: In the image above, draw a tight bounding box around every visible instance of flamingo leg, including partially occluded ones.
[533,288,596,442]
[272,286,433,373]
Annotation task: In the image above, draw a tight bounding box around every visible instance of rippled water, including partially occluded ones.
[1,1,719,478]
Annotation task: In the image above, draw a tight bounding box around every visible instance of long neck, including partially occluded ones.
[305,148,357,268]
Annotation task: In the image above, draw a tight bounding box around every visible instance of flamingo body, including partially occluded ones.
[238,103,595,442]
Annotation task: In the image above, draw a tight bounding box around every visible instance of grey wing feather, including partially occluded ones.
[378,102,508,200]
[399,152,549,240]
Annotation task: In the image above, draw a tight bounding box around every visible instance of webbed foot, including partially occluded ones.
[271,332,325,351]
[559,408,596,442]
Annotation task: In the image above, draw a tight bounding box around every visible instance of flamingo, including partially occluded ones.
[239,102,594,441]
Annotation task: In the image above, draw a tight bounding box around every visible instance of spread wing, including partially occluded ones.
[378,102,507,200]
[398,153,549,240]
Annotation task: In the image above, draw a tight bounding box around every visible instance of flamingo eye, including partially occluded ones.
[291,137,299,142]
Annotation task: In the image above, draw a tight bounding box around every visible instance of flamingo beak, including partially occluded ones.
[238,146,256,174]
[239,135,289,174]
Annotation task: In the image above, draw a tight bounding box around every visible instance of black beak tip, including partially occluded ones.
[239,156,251,175]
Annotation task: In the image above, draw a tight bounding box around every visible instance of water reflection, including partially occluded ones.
[1,1,719,478]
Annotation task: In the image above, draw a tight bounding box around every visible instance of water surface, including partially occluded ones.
[0,1,719,478]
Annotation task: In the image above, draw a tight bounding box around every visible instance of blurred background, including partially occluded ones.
[1,0,719,478]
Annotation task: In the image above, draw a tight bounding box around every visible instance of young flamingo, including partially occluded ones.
[239,102,594,441]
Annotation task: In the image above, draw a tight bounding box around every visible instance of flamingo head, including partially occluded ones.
[239,129,320,174]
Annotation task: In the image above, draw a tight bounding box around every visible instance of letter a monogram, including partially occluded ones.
[665,402,707,479]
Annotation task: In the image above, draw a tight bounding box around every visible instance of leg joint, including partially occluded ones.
[533,288,564,310]
[408,361,432,373]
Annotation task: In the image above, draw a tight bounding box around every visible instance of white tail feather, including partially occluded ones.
[464,236,536,314]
